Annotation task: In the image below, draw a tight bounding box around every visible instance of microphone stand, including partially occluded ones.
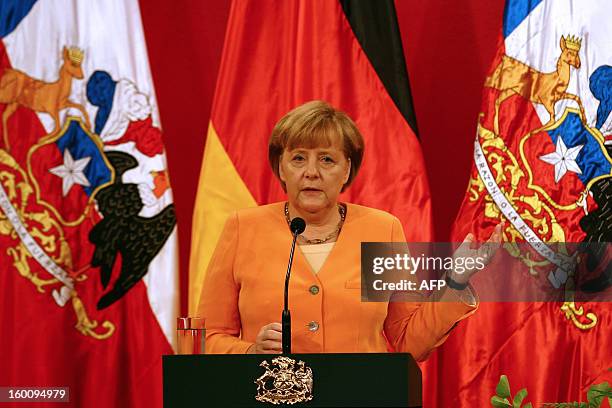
[282,228,299,355]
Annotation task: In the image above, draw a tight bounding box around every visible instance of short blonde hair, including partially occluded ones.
[268,100,364,192]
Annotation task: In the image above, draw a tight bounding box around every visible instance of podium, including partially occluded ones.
[163,353,422,407]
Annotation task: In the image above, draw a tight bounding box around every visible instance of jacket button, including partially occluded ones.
[307,321,319,332]
[309,285,319,295]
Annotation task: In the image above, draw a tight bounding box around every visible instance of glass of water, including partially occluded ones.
[176,317,205,354]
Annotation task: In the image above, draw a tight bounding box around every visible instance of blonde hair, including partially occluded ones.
[268,100,364,192]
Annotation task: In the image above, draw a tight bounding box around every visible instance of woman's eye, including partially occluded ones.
[292,155,305,162]
[321,156,335,164]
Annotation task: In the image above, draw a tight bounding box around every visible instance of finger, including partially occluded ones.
[262,329,282,342]
[260,340,282,352]
[462,232,479,250]
[261,349,282,354]
[479,243,493,260]
[483,225,503,254]
[263,322,283,332]
[463,233,475,244]
[491,223,503,242]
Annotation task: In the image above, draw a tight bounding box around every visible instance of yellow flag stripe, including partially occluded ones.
[188,122,257,314]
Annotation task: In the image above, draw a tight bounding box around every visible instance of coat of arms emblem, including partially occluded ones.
[255,356,313,405]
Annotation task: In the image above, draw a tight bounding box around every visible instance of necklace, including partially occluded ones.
[284,202,346,244]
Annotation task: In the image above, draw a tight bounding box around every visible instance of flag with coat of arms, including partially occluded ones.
[422,0,612,406]
[0,1,178,407]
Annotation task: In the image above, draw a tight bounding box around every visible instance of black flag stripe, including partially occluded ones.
[339,0,419,137]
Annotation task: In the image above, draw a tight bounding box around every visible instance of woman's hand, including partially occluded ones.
[450,222,504,284]
[247,322,283,354]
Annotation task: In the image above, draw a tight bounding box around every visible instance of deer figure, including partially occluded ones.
[485,35,586,135]
[0,46,91,152]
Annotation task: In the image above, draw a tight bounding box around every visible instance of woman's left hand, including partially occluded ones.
[450,222,504,284]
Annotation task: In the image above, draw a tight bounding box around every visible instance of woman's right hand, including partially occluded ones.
[247,322,283,354]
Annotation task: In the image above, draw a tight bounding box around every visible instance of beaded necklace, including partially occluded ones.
[284,202,346,244]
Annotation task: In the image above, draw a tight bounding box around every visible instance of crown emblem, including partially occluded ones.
[67,47,84,64]
[563,35,582,51]
[255,356,313,405]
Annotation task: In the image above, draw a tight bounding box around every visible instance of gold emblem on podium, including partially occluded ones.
[255,356,313,404]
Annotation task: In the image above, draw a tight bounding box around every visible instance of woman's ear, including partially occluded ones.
[279,155,286,182]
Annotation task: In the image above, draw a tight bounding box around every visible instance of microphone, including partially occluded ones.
[283,217,305,354]
[290,217,306,235]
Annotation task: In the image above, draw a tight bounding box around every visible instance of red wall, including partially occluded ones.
[139,0,505,314]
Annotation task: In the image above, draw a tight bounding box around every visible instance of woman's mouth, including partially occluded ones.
[301,188,323,195]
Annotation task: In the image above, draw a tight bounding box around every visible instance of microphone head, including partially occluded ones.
[290,217,306,234]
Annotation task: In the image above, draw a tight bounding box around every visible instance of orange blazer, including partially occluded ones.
[197,202,476,360]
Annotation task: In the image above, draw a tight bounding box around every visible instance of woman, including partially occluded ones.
[197,100,499,360]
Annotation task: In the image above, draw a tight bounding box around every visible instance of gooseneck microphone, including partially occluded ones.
[283,217,306,354]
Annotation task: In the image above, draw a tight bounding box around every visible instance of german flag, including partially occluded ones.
[189,0,432,313]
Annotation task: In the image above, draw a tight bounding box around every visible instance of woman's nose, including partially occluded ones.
[303,158,319,178]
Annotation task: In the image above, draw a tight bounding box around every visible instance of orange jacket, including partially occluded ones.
[197,202,475,360]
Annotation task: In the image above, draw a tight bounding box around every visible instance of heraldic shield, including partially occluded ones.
[255,356,314,405]
[27,116,114,226]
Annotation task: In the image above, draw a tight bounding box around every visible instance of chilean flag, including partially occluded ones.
[0,1,178,407]
[425,0,612,406]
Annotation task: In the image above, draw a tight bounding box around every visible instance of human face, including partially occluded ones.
[279,144,350,214]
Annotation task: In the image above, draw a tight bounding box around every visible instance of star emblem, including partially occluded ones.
[539,137,583,183]
[49,149,92,196]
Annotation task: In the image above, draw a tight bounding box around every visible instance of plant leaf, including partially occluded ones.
[513,388,528,408]
[587,382,611,407]
[497,375,512,399]
[491,396,513,407]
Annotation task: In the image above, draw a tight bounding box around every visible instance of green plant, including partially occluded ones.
[491,376,612,408]
[491,375,533,408]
